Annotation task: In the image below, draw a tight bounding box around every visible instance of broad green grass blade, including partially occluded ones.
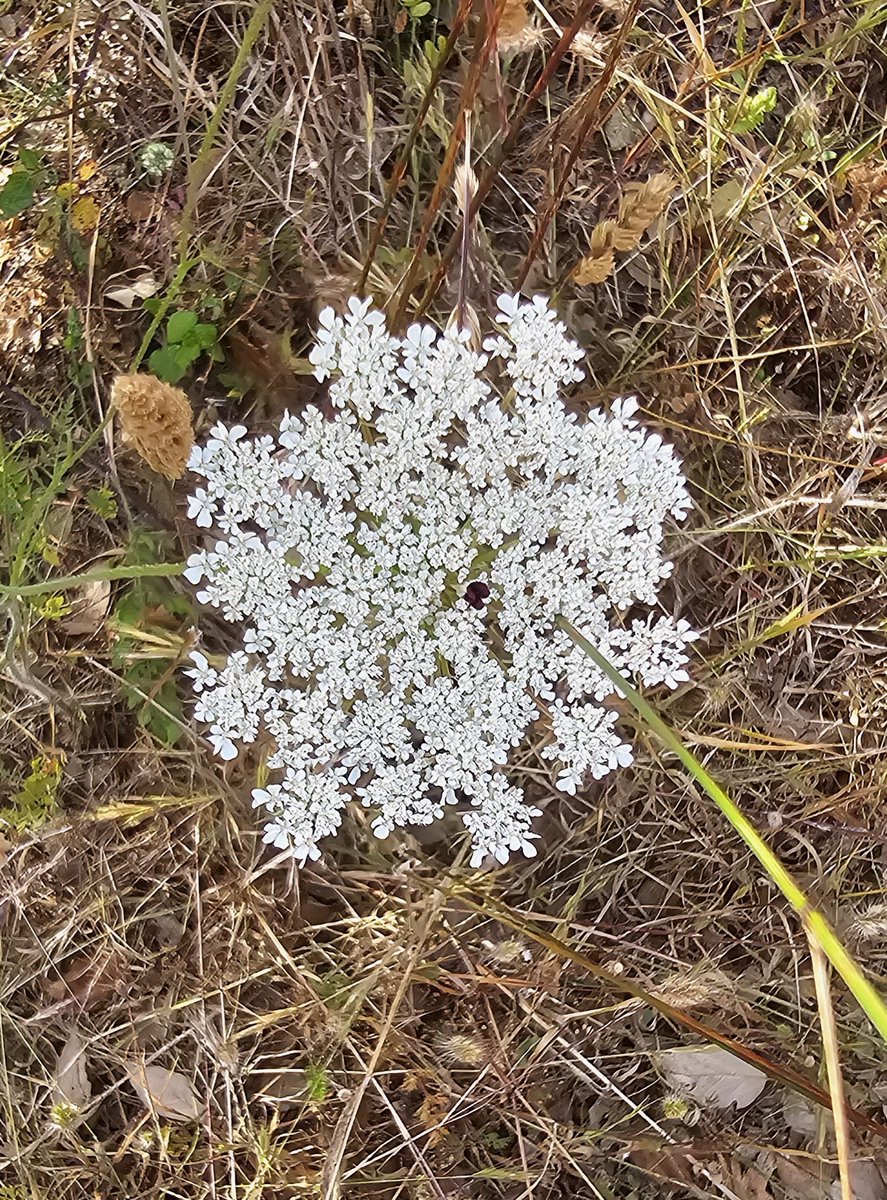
[559,617,887,1046]
[1,561,185,599]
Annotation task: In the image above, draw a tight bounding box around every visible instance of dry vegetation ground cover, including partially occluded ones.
[2,0,887,1196]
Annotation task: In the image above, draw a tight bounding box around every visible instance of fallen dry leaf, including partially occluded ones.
[772,1151,833,1199]
[831,1161,887,1200]
[654,1045,767,1111]
[253,1068,310,1109]
[71,195,101,234]
[52,1027,92,1109]
[126,191,159,222]
[105,272,159,309]
[125,1060,202,1122]
[61,578,111,637]
[48,949,126,1007]
[782,1091,823,1138]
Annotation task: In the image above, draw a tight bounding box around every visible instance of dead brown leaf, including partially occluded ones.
[773,1151,834,1199]
[48,949,126,1008]
[126,191,160,222]
[61,578,111,637]
[52,1027,92,1109]
[627,1141,695,1187]
[125,1060,202,1123]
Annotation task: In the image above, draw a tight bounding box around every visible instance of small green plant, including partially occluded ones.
[305,1063,329,1103]
[147,309,224,384]
[36,593,71,621]
[479,1127,513,1152]
[1,755,63,833]
[0,1185,31,1200]
[402,0,431,19]
[402,36,449,143]
[63,306,94,388]
[0,147,46,218]
[86,486,118,520]
[731,86,777,134]
[110,532,192,746]
[138,141,175,179]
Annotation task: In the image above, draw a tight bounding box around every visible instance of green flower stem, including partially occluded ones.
[131,0,277,371]
[1,561,185,600]
[558,615,887,1046]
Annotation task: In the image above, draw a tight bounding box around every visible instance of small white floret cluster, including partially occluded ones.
[184,295,696,867]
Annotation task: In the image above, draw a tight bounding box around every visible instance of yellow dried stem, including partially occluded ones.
[111,373,194,480]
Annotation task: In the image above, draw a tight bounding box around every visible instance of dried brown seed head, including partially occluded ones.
[496,0,544,54]
[611,172,676,252]
[573,174,676,286]
[111,373,194,480]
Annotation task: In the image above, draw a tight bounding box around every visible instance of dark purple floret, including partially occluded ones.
[464,582,490,610]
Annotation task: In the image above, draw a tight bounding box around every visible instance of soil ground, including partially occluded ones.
[2,1,887,1197]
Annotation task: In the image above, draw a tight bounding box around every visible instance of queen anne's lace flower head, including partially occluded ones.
[184,294,697,867]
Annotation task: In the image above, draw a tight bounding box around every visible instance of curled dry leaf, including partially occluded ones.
[105,272,159,309]
[61,578,111,637]
[654,1045,767,1111]
[125,1060,202,1123]
[52,1027,92,1109]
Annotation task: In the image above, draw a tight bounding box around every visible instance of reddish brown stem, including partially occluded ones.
[357,0,473,295]
[413,0,599,320]
[389,0,509,330]
[516,0,642,290]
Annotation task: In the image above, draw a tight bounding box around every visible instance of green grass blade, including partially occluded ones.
[559,617,887,1046]
[0,561,185,599]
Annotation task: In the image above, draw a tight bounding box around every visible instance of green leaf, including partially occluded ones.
[0,172,37,218]
[208,343,225,363]
[410,1,431,14]
[732,86,777,134]
[174,337,203,368]
[166,309,198,344]
[192,322,218,350]
[17,147,42,172]
[148,345,188,383]
[305,1064,329,1103]
[86,487,118,520]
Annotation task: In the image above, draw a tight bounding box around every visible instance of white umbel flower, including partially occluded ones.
[185,295,696,866]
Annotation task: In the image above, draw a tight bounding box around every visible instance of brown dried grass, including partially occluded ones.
[5,1,887,1198]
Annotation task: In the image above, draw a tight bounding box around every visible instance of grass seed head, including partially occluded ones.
[849,903,887,944]
[111,373,194,480]
[435,1030,488,1066]
[574,174,675,285]
[496,0,544,55]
